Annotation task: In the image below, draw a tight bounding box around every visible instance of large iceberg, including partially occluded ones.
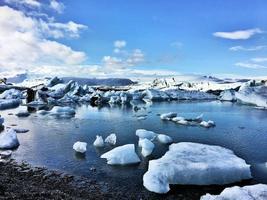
[0,129,20,149]
[101,144,140,165]
[143,142,251,194]
[201,184,267,200]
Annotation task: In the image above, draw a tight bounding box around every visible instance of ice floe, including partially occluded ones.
[136,129,157,141]
[157,134,173,144]
[73,141,87,153]
[101,144,140,165]
[139,138,155,157]
[93,135,104,147]
[0,129,20,149]
[201,184,267,200]
[143,142,251,194]
[104,133,117,145]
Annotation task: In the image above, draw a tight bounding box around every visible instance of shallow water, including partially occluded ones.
[1,100,267,198]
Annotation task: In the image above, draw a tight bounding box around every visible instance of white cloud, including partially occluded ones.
[50,0,65,13]
[5,0,41,8]
[229,45,267,51]
[251,57,267,63]
[0,6,87,71]
[213,28,263,40]
[114,40,126,48]
[235,62,267,69]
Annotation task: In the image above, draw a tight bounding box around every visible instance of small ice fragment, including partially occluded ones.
[73,141,87,153]
[139,138,155,157]
[93,135,104,147]
[157,134,173,144]
[105,133,117,145]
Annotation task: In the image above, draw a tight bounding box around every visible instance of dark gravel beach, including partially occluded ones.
[0,159,255,200]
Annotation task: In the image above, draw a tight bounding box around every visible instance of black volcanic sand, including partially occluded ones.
[0,159,256,200]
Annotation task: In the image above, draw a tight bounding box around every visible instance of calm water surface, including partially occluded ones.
[1,100,267,198]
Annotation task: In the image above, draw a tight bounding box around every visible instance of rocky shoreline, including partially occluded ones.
[0,158,256,200]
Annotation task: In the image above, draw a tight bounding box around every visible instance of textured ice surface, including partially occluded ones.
[139,138,155,157]
[73,141,87,153]
[157,134,173,144]
[101,144,140,165]
[93,135,104,147]
[0,129,20,149]
[143,142,251,194]
[136,129,157,141]
[201,184,267,200]
[104,133,117,145]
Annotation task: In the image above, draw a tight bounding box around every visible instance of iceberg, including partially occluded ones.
[0,150,12,159]
[143,142,251,194]
[73,141,87,153]
[157,134,173,144]
[0,129,20,149]
[139,138,155,157]
[16,111,30,117]
[201,184,267,200]
[101,144,140,165]
[104,133,117,145]
[160,112,177,120]
[93,135,104,147]
[0,89,22,99]
[136,129,157,141]
[219,89,236,102]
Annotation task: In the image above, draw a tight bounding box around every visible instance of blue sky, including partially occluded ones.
[0,0,267,78]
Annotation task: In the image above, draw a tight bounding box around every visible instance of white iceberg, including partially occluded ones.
[157,134,173,144]
[136,129,157,141]
[200,120,215,128]
[105,133,117,145]
[201,184,267,200]
[139,138,155,157]
[160,112,177,120]
[143,142,251,194]
[0,129,20,149]
[176,119,190,125]
[73,141,87,153]
[171,116,185,122]
[101,144,140,165]
[93,135,104,147]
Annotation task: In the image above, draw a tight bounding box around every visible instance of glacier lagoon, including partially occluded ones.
[1,100,267,198]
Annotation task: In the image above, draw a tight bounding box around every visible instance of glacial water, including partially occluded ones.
[1,100,267,198]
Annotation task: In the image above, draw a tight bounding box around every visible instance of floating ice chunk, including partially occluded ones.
[0,99,21,110]
[136,129,157,141]
[160,112,177,120]
[157,134,173,144]
[93,135,104,147]
[137,116,146,120]
[0,150,12,159]
[16,111,30,117]
[201,184,267,200]
[139,138,155,157]
[50,106,76,116]
[143,142,251,194]
[101,144,140,165]
[200,120,215,128]
[105,133,117,145]
[0,129,20,149]
[73,141,87,153]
